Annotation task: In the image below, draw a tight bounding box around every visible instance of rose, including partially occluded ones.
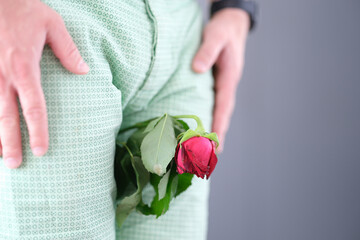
[175,136,218,179]
[115,114,219,227]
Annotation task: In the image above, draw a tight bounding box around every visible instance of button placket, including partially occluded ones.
[125,0,159,112]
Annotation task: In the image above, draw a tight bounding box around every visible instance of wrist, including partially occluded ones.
[210,0,258,32]
[211,9,250,37]
[233,8,251,34]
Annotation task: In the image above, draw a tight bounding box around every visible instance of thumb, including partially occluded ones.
[45,13,89,74]
[192,32,225,73]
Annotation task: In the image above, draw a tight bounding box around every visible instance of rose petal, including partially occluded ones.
[176,165,186,174]
[176,137,218,179]
[191,161,206,179]
[175,145,187,172]
[206,142,218,179]
[183,150,197,175]
[183,137,212,166]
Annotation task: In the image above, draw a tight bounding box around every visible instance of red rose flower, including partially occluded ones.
[175,136,218,179]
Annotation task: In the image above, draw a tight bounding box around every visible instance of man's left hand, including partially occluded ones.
[192,8,250,153]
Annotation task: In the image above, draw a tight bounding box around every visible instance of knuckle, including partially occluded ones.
[3,147,22,158]
[24,107,46,122]
[66,44,79,59]
[50,11,65,26]
[58,31,79,62]
[62,44,81,66]
[197,50,215,66]
[14,63,32,80]
[20,87,41,102]
[200,48,215,60]
[4,143,22,152]
[0,115,18,128]
[0,79,9,96]
[204,27,226,42]
[199,42,221,62]
[8,50,33,80]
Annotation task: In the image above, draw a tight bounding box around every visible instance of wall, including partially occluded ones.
[201,1,360,239]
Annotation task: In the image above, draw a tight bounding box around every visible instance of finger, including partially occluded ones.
[0,86,23,169]
[211,67,239,153]
[212,88,236,153]
[10,54,49,157]
[212,83,236,153]
[45,12,89,74]
[0,136,2,157]
[192,30,226,73]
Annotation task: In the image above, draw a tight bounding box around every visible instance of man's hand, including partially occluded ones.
[0,0,89,168]
[192,9,250,153]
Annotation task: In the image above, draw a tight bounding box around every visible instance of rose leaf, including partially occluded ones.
[158,169,171,200]
[141,113,177,176]
[115,156,150,228]
[175,173,194,197]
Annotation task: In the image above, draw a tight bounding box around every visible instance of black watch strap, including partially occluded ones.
[210,0,259,32]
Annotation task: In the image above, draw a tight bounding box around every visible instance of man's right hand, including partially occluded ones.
[0,0,89,169]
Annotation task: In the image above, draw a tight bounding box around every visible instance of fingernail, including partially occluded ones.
[33,147,46,156]
[78,60,89,73]
[194,61,207,72]
[5,158,20,169]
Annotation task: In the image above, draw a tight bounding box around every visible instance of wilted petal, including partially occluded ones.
[191,161,206,179]
[183,150,197,175]
[186,148,208,170]
[175,136,218,179]
[175,145,186,173]
[176,165,186,174]
[206,142,218,179]
[183,137,212,165]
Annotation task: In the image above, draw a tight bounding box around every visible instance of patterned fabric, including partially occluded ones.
[0,0,214,239]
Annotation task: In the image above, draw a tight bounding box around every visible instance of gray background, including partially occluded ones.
[197,0,360,240]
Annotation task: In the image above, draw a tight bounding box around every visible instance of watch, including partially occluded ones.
[210,0,259,32]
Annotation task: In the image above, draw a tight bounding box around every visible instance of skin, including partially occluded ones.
[0,2,249,168]
[0,0,89,168]
[192,8,250,153]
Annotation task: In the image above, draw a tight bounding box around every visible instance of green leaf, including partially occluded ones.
[115,128,148,201]
[116,156,150,228]
[170,175,179,199]
[173,118,190,140]
[132,156,150,191]
[114,146,137,201]
[150,167,177,217]
[137,165,178,218]
[117,116,160,135]
[125,128,148,156]
[158,169,170,200]
[179,129,200,145]
[119,156,137,199]
[176,119,190,131]
[120,154,137,186]
[134,164,193,218]
[172,118,190,132]
[136,200,153,216]
[149,174,165,217]
[175,173,194,197]
[202,132,220,147]
[116,191,141,227]
[140,113,177,176]
[176,132,185,142]
[143,116,162,133]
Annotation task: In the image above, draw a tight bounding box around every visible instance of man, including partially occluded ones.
[0,0,257,239]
